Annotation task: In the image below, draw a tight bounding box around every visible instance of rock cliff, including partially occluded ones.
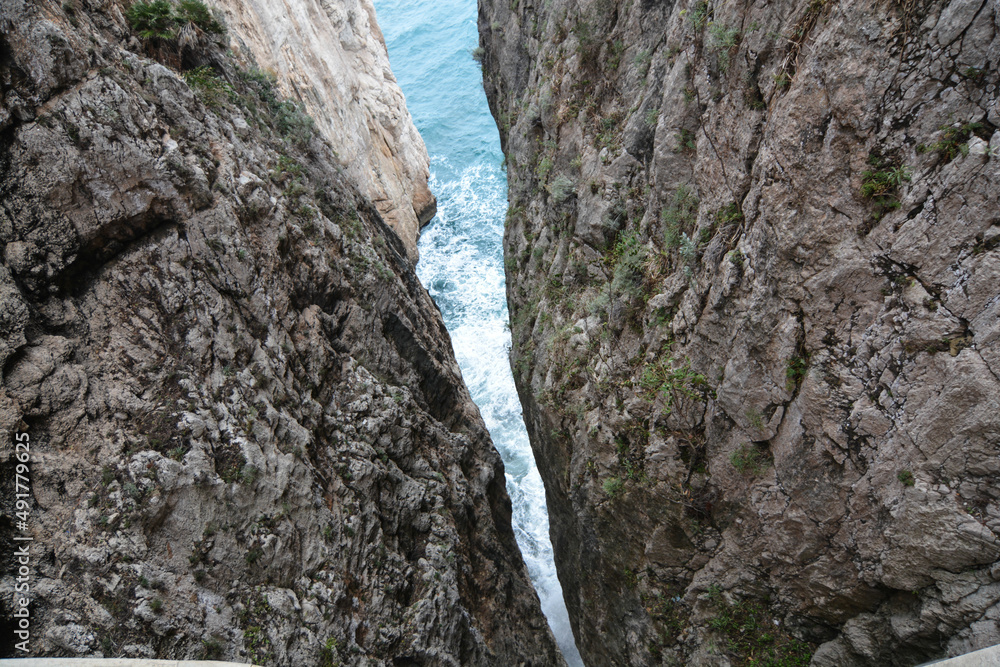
[479,0,1000,664]
[211,0,436,262]
[0,0,563,664]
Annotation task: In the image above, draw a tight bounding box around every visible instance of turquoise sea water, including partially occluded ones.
[372,1,584,665]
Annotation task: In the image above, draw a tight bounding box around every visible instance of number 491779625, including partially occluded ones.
[14,432,30,518]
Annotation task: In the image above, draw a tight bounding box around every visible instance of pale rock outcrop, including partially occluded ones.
[214,0,436,261]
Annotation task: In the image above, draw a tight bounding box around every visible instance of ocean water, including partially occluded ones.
[371,1,584,665]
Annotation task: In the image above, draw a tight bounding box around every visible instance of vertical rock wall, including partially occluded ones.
[0,0,563,663]
[480,0,1000,664]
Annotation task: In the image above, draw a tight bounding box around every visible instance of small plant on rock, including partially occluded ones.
[638,355,712,410]
[860,155,910,221]
[127,0,224,46]
[785,355,808,391]
[746,408,765,430]
[201,638,224,659]
[716,201,744,227]
[662,185,699,249]
[183,65,233,108]
[685,0,710,30]
[548,174,576,203]
[610,230,648,299]
[918,121,985,161]
[319,637,341,667]
[708,588,813,665]
[729,443,769,476]
[603,476,624,498]
[708,22,740,71]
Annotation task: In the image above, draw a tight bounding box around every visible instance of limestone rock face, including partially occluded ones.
[0,0,563,664]
[480,0,1000,664]
[213,0,436,261]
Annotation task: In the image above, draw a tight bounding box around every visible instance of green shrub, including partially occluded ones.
[897,470,915,486]
[708,23,740,71]
[127,0,224,40]
[127,0,177,40]
[638,356,711,410]
[239,464,261,485]
[536,155,554,183]
[785,356,808,390]
[686,0,709,29]
[611,230,648,299]
[918,122,984,161]
[319,637,341,667]
[236,68,316,145]
[201,638,224,659]
[183,65,233,108]
[716,201,744,226]
[274,100,315,146]
[860,165,910,198]
[662,185,699,248]
[243,624,273,664]
[174,0,224,34]
[861,156,910,221]
[634,49,652,80]
[548,174,576,203]
[603,477,624,497]
[675,128,697,152]
[678,232,698,267]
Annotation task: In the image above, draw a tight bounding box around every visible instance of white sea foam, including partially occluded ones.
[374,0,584,661]
[417,161,584,666]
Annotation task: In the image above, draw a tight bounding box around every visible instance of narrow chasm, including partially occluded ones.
[374,1,586,665]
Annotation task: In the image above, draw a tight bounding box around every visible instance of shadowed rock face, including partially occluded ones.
[479,0,1000,664]
[0,0,563,664]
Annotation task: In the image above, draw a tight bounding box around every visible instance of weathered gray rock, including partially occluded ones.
[480,0,1000,664]
[0,0,563,664]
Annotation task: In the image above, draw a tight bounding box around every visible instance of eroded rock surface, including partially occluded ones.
[480,0,1000,664]
[0,0,563,664]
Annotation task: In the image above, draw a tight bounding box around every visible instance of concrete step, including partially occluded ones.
[917,644,1000,666]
